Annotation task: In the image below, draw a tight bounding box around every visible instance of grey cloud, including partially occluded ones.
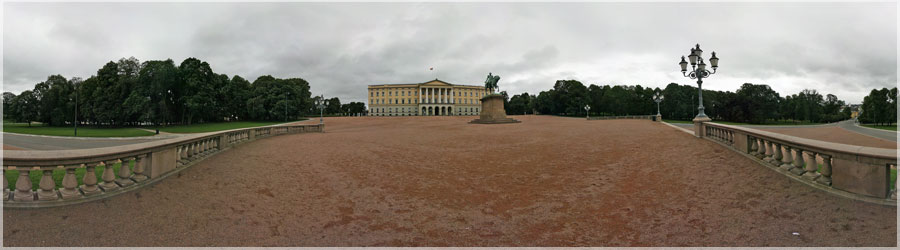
[3,2,896,105]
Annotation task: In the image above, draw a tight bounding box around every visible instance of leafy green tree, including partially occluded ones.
[138,59,180,126]
[326,97,342,115]
[10,90,38,125]
[3,92,16,120]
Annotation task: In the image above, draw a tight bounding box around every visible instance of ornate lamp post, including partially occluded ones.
[584,104,591,119]
[652,91,664,116]
[679,44,719,120]
[316,95,328,125]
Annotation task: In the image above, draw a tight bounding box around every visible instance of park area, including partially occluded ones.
[3,116,896,247]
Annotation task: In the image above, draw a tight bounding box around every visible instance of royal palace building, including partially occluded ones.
[368,79,489,116]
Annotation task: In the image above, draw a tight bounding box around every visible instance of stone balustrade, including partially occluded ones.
[3,123,324,208]
[700,122,897,204]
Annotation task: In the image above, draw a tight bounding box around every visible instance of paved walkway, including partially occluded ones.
[4,116,894,247]
[672,119,897,144]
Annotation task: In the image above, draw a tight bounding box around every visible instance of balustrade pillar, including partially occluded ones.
[749,137,759,156]
[802,151,820,180]
[2,169,8,201]
[755,139,766,159]
[116,157,135,187]
[817,154,832,186]
[14,168,33,201]
[770,143,783,165]
[763,141,774,162]
[37,169,58,201]
[133,154,149,182]
[81,163,102,196]
[790,148,806,175]
[99,160,119,191]
[779,145,794,171]
[187,143,194,159]
[60,166,82,199]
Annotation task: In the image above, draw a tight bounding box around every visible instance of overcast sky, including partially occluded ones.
[3,2,896,104]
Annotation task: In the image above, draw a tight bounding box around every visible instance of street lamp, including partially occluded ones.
[584,104,591,119]
[652,91,664,116]
[316,95,328,125]
[679,44,719,120]
[74,82,78,136]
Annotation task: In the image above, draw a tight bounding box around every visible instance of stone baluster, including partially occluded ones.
[769,143,783,165]
[60,165,82,199]
[201,139,208,156]
[762,140,774,162]
[81,163,102,196]
[186,143,194,161]
[99,160,120,191]
[116,157,135,187]
[802,151,820,180]
[755,139,766,159]
[37,169,58,201]
[14,168,33,201]
[817,154,832,186]
[779,145,794,171]
[175,146,183,167]
[193,141,200,159]
[749,137,759,156]
[179,145,188,166]
[790,148,806,175]
[3,169,8,201]
[133,154,149,182]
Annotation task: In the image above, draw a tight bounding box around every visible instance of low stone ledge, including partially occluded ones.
[3,123,325,209]
[701,122,897,205]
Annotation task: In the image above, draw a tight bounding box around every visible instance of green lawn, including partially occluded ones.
[6,161,131,191]
[861,124,898,131]
[3,123,155,137]
[663,119,693,124]
[147,119,307,133]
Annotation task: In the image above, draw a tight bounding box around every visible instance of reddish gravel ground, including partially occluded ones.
[3,116,896,247]
[760,127,896,149]
[2,145,23,150]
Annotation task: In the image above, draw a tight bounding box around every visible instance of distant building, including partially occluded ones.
[367,79,489,116]
[849,104,862,118]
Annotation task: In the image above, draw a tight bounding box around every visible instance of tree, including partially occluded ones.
[3,92,16,120]
[138,59,180,126]
[326,97,342,115]
[10,90,38,125]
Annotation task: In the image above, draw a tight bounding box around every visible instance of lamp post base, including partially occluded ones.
[692,116,711,138]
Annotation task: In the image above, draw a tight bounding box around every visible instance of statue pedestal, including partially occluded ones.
[470,94,521,124]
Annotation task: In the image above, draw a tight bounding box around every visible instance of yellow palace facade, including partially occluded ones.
[367,79,489,116]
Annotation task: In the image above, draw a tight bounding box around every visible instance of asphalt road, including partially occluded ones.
[2,133,173,150]
[837,120,897,142]
[669,120,897,142]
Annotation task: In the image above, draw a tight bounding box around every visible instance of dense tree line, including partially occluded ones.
[858,87,898,125]
[3,57,313,126]
[510,80,866,124]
